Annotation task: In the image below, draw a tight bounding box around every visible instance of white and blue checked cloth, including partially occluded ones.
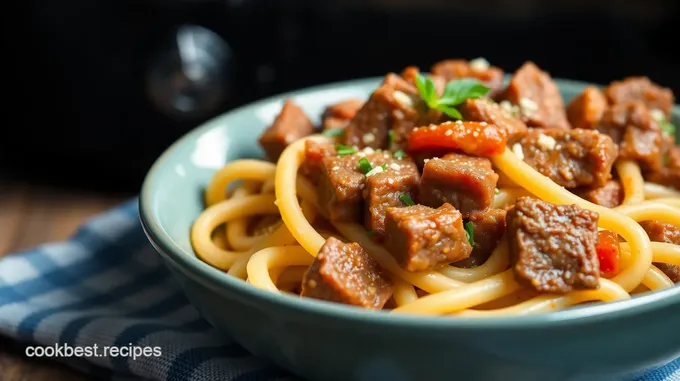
[0,199,678,381]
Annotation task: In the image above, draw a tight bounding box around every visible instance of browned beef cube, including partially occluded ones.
[258,99,315,161]
[318,149,393,222]
[605,77,675,118]
[301,237,393,308]
[647,146,680,189]
[507,197,600,293]
[460,98,528,143]
[322,99,364,131]
[596,102,663,171]
[502,61,571,129]
[301,141,337,183]
[573,180,624,208]
[567,86,608,129]
[430,58,505,98]
[418,153,498,217]
[454,209,507,268]
[363,156,420,236]
[640,220,680,282]
[344,74,424,150]
[517,128,618,188]
[384,204,472,272]
[622,127,663,172]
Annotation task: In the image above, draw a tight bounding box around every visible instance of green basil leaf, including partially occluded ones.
[437,104,463,120]
[415,73,437,108]
[441,78,490,106]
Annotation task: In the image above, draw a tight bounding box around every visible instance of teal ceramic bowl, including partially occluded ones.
[140,77,680,381]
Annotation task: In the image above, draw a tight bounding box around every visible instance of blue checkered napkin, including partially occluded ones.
[0,200,678,381]
[0,200,295,381]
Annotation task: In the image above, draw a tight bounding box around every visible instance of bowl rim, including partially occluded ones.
[140,76,680,330]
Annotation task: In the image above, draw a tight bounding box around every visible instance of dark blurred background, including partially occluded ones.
[4,0,679,193]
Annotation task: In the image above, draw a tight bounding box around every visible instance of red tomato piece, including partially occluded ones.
[407,121,507,156]
[596,230,621,277]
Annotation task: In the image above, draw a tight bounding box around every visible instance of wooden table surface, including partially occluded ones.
[0,179,128,380]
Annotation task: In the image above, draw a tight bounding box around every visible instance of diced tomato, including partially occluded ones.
[406,121,508,157]
[596,230,621,277]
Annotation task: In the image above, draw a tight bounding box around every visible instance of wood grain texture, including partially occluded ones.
[0,180,127,381]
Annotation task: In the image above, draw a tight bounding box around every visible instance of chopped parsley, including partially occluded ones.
[335,143,357,157]
[652,111,676,136]
[388,130,396,148]
[399,194,414,206]
[323,128,345,137]
[358,157,372,174]
[464,221,475,247]
[367,230,376,236]
[394,149,406,160]
[661,119,676,136]
[415,74,490,120]
[381,163,388,171]
[495,188,500,195]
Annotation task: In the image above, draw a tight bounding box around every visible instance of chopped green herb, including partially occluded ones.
[399,194,415,206]
[358,157,372,174]
[393,150,406,160]
[415,74,490,120]
[495,188,500,195]
[323,128,345,137]
[654,112,677,136]
[661,119,676,136]
[388,130,395,148]
[464,221,475,247]
[335,143,357,157]
[367,230,376,236]
[381,163,388,171]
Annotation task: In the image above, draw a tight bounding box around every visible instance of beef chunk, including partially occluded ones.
[647,146,680,189]
[460,98,528,143]
[454,209,507,268]
[517,128,618,188]
[363,156,420,236]
[302,141,337,183]
[344,74,426,150]
[322,99,364,131]
[258,100,315,161]
[567,86,608,129]
[502,61,571,129]
[640,220,680,282]
[384,204,472,272]
[573,180,624,208]
[596,102,663,171]
[605,77,674,118]
[301,237,393,308]
[318,149,398,222]
[430,58,505,98]
[418,153,498,217]
[507,197,600,293]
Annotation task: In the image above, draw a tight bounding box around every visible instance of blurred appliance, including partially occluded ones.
[5,0,679,191]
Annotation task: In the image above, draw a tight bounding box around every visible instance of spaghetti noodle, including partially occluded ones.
[190,60,679,316]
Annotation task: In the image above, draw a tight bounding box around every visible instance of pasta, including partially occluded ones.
[190,58,679,316]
